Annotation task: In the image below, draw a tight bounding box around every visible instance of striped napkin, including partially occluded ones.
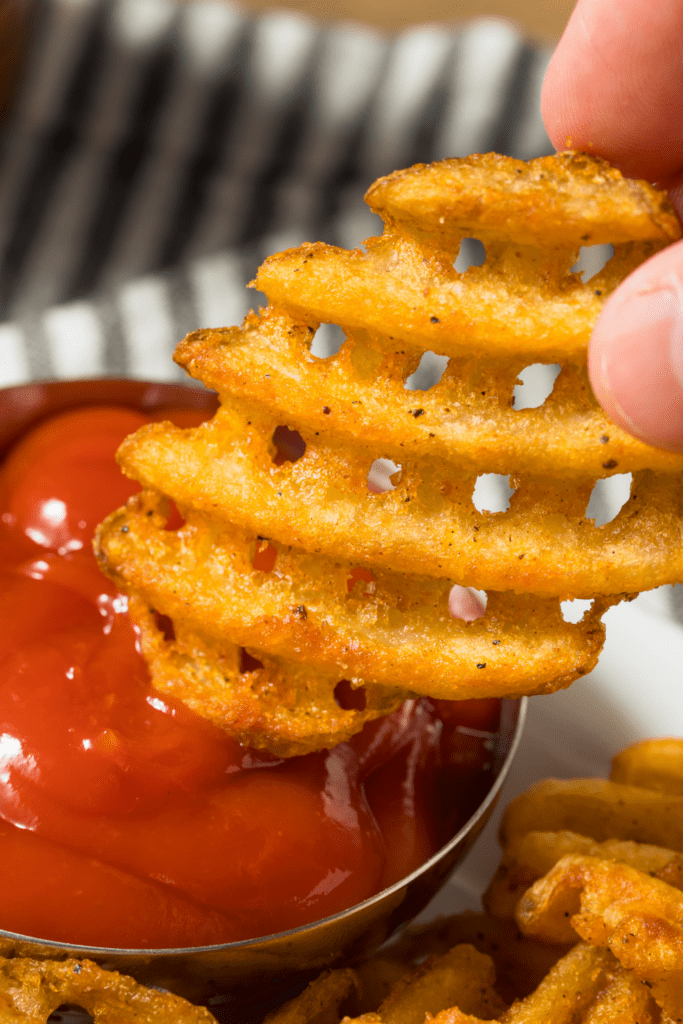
[0,0,553,385]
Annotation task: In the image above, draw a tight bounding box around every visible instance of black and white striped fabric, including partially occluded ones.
[0,0,553,385]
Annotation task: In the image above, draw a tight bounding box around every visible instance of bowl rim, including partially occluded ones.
[0,377,528,958]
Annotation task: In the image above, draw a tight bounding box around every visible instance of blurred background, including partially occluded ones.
[0,0,574,385]
[239,1,573,43]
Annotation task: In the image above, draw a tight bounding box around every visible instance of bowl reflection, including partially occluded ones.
[0,379,527,1014]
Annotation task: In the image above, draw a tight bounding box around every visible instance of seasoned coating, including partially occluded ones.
[516,855,683,1021]
[485,830,683,919]
[99,493,609,702]
[365,152,679,249]
[262,969,359,1024]
[118,406,683,598]
[95,151,683,754]
[499,779,683,852]
[176,310,683,480]
[363,945,505,1023]
[129,597,407,758]
[0,956,215,1022]
[271,942,659,1024]
[385,911,571,1000]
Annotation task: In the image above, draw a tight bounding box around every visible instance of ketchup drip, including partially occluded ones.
[0,405,500,949]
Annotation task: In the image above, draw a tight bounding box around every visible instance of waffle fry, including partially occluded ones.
[261,950,505,1024]
[498,778,683,851]
[364,944,506,1023]
[383,911,570,1001]
[0,956,215,1022]
[95,152,683,754]
[477,739,683,1021]
[611,737,683,794]
[430,945,652,1024]
[485,830,683,918]
[260,941,658,1024]
[516,855,683,1021]
[487,740,683,918]
[262,969,359,1024]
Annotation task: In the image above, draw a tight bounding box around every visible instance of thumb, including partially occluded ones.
[589,238,683,452]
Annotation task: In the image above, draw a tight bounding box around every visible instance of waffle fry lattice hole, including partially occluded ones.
[95,152,683,755]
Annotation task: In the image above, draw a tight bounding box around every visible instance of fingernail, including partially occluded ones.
[590,286,683,449]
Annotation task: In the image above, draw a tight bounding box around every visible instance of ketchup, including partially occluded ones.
[0,404,500,949]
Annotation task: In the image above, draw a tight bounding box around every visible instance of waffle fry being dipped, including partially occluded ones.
[95,152,683,756]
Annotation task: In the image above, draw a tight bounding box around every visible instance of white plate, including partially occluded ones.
[418,589,683,918]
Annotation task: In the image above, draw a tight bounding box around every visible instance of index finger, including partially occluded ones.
[542,0,683,191]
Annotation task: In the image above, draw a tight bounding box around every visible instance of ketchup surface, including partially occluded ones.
[0,404,500,949]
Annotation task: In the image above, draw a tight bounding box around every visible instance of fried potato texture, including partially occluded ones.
[479,739,683,1021]
[516,855,683,1021]
[384,911,570,1001]
[484,830,683,918]
[257,941,660,1024]
[499,779,683,851]
[611,737,683,794]
[0,956,215,1022]
[262,969,359,1024]
[365,945,506,1023]
[95,151,683,753]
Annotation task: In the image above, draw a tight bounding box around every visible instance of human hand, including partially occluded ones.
[542,0,683,451]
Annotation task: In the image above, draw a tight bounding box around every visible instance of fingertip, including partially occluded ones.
[540,31,576,153]
[589,244,683,452]
[541,0,683,184]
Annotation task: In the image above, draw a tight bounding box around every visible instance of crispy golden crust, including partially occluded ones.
[255,235,660,363]
[95,151,683,754]
[277,941,657,1024]
[262,969,359,1024]
[516,856,683,1021]
[365,152,680,249]
[0,956,215,1022]
[499,779,683,853]
[357,945,506,1023]
[128,598,407,758]
[386,912,571,1000]
[117,409,683,598]
[485,830,683,920]
[96,492,609,703]
[175,309,683,479]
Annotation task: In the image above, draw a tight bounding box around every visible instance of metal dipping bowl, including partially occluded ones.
[0,379,527,1017]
